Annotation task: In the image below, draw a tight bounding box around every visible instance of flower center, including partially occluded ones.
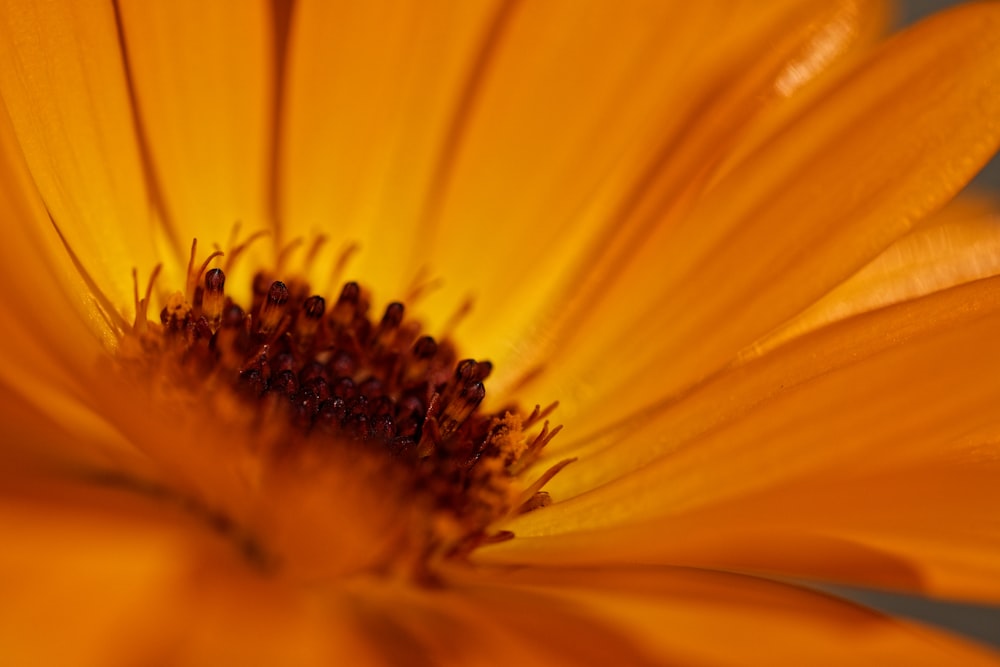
[115,240,569,579]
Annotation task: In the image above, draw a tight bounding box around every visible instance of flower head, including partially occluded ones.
[2,0,1000,664]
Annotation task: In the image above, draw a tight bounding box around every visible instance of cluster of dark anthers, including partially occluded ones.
[136,261,563,537]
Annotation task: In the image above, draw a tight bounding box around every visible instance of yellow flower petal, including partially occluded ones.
[517,275,1000,524]
[278,1,885,355]
[753,195,1000,354]
[0,104,131,469]
[115,0,275,259]
[2,1,999,660]
[416,0,887,360]
[278,0,507,296]
[0,0,161,308]
[518,2,1000,434]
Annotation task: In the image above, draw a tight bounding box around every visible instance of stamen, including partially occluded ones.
[131,264,162,332]
[203,268,226,332]
[404,266,444,305]
[191,250,224,304]
[223,229,270,275]
[441,295,475,339]
[293,295,325,352]
[326,241,359,294]
[304,235,328,268]
[257,280,290,337]
[119,243,567,566]
[276,237,304,273]
[331,281,363,327]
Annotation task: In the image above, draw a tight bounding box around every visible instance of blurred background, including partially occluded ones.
[832,0,1000,651]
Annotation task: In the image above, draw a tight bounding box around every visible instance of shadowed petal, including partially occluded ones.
[456,566,1000,666]
[478,457,1000,604]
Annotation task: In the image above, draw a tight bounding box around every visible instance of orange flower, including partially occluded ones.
[1,1,1000,665]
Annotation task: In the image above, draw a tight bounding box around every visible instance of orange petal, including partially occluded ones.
[0,482,191,667]
[753,195,1000,354]
[278,0,509,296]
[480,457,1000,604]
[0,377,140,475]
[278,1,884,336]
[349,575,662,666]
[457,566,1000,666]
[0,0,162,308]
[415,0,888,359]
[0,479,384,667]
[684,460,1000,602]
[0,102,110,349]
[515,3,1000,433]
[115,0,275,275]
[0,100,130,457]
[510,275,1000,526]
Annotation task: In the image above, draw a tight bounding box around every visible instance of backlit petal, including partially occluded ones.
[513,275,1000,522]
[278,0,508,296]
[278,0,886,347]
[416,0,888,364]
[0,0,161,310]
[754,195,1000,353]
[115,0,275,276]
[517,3,1000,433]
[0,100,135,474]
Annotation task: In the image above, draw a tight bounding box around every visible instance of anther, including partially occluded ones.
[258,281,290,337]
[270,369,298,398]
[294,295,325,351]
[380,302,404,328]
[373,302,405,352]
[473,361,492,382]
[403,336,438,387]
[438,381,486,439]
[299,360,327,384]
[160,291,191,332]
[122,246,570,564]
[303,376,330,402]
[455,359,479,382]
[251,272,273,314]
[303,295,326,319]
[394,395,424,441]
[413,336,437,359]
[332,281,361,326]
[440,359,490,409]
[332,376,356,400]
[203,268,226,332]
[329,350,358,377]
